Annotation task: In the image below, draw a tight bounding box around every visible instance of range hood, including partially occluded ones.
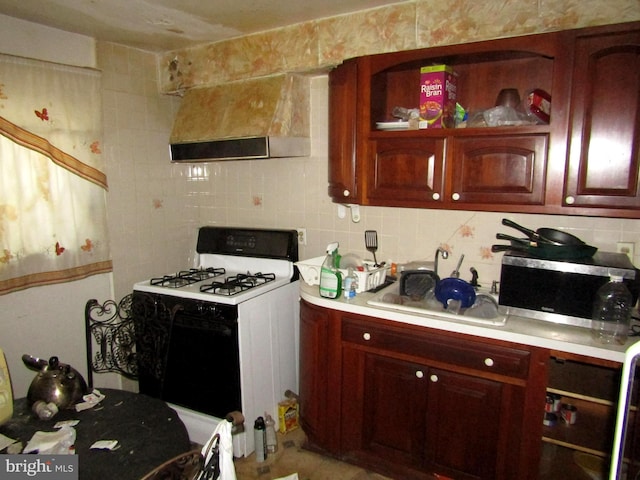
[170,74,310,162]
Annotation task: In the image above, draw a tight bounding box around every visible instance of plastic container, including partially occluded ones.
[343,267,358,300]
[264,413,278,454]
[297,257,388,293]
[254,416,266,462]
[591,275,632,345]
[319,243,342,299]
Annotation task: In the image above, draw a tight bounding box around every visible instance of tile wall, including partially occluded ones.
[98,42,640,300]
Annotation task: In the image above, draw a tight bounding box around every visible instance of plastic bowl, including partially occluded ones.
[434,277,476,309]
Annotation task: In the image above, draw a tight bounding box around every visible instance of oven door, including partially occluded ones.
[133,292,242,419]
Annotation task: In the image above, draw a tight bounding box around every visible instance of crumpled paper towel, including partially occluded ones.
[23,425,76,455]
[0,433,17,452]
[75,389,105,412]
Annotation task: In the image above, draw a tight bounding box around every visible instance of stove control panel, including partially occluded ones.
[226,233,256,251]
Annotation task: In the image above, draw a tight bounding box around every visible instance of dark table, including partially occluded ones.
[0,388,192,479]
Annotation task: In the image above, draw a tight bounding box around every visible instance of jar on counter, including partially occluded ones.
[591,275,632,345]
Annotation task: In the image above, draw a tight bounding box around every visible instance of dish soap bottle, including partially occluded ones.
[591,275,632,345]
[319,242,342,299]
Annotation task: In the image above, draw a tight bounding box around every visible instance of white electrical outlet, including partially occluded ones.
[297,228,307,246]
[617,241,635,261]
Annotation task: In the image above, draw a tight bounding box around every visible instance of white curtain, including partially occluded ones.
[0,53,111,294]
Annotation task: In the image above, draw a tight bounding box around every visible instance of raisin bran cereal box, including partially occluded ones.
[420,65,457,128]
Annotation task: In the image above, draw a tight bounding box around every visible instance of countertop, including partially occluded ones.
[299,282,638,364]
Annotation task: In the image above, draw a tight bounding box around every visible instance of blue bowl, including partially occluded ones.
[434,277,476,309]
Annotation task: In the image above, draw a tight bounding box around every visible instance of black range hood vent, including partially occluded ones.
[170,136,309,162]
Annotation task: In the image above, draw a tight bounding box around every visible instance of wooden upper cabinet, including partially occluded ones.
[450,134,548,206]
[367,137,445,205]
[328,21,640,217]
[564,26,640,213]
[328,58,360,203]
[329,30,558,211]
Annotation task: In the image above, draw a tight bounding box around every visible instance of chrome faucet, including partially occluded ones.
[434,247,448,278]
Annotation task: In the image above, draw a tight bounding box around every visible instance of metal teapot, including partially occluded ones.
[22,354,88,409]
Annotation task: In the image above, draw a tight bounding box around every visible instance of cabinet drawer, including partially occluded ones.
[342,317,531,379]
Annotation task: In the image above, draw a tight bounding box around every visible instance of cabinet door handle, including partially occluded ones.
[429,374,438,382]
[484,357,494,367]
[565,195,575,205]
[343,189,350,197]
[362,332,371,341]
[452,192,461,201]
[416,370,424,379]
[432,192,440,201]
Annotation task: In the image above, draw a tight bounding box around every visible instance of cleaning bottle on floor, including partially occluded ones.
[264,413,278,454]
[319,242,342,299]
[254,416,266,462]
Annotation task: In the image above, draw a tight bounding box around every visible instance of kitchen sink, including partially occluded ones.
[367,281,507,326]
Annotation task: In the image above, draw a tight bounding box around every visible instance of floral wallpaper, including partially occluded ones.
[159,0,640,93]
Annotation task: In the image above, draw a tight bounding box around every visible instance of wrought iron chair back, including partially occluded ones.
[85,292,184,393]
[130,292,182,397]
[85,294,138,389]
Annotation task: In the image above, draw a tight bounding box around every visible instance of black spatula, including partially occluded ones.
[365,230,379,267]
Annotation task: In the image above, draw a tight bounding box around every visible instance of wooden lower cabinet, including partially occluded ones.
[298,298,344,455]
[342,351,505,479]
[425,368,503,479]
[300,300,548,480]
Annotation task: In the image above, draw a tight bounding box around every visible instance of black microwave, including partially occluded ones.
[498,251,637,328]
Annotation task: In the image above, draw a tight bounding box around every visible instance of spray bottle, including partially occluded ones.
[319,242,342,299]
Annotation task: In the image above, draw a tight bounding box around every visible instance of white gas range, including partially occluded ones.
[132,227,300,457]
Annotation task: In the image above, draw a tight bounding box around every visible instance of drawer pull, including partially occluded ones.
[484,357,495,367]
[363,332,371,341]
[416,370,424,379]
[429,374,438,382]
[343,189,350,197]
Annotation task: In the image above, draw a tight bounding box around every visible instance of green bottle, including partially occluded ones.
[319,242,342,299]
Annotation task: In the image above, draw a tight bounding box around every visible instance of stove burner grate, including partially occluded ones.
[151,267,226,288]
[199,272,276,296]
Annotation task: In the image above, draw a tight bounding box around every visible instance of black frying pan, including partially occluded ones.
[502,218,586,246]
[493,233,597,260]
[400,270,439,299]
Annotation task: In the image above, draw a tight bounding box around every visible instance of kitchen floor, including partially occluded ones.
[231,428,393,480]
